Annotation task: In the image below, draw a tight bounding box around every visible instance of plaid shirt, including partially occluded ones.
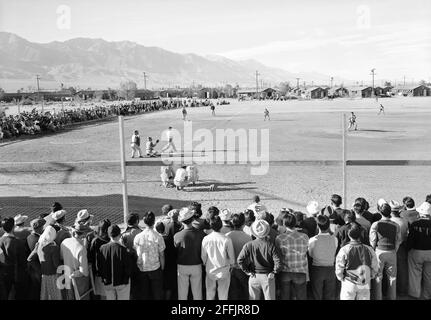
[275,229,309,278]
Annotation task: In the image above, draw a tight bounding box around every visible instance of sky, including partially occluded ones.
[0,0,430,82]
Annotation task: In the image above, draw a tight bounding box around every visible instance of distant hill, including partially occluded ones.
[0,32,343,91]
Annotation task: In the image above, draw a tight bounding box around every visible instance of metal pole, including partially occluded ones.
[118,116,129,224]
[342,113,347,209]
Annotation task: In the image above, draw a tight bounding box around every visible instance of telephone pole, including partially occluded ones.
[403,75,406,86]
[143,72,148,90]
[370,68,376,96]
[296,78,300,89]
[36,74,43,112]
[330,76,334,88]
[255,70,260,98]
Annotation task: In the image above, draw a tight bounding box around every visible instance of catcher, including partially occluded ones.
[146,136,160,157]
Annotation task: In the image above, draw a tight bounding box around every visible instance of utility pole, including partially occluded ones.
[403,75,406,86]
[143,72,148,90]
[330,77,334,88]
[296,78,300,89]
[255,70,260,99]
[36,75,43,112]
[370,68,376,96]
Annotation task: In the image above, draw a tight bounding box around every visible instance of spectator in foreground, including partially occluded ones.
[226,213,252,300]
[201,216,235,300]
[320,194,346,233]
[60,223,90,300]
[406,202,431,300]
[389,200,409,296]
[369,203,401,300]
[352,202,371,234]
[335,224,378,300]
[51,210,71,246]
[275,212,309,300]
[242,209,255,238]
[37,226,61,300]
[247,195,268,215]
[0,217,29,300]
[98,225,132,300]
[219,209,233,234]
[26,218,46,300]
[174,207,206,300]
[13,214,31,241]
[238,219,282,300]
[303,201,319,238]
[120,212,141,300]
[335,211,369,250]
[401,196,420,226]
[133,211,165,300]
[308,215,338,300]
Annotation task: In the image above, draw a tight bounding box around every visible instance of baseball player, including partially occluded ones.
[182,106,187,121]
[378,104,385,115]
[146,137,160,157]
[264,108,270,121]
[131,130,143,158]
[348,112,358,131]
[161,126,177,154]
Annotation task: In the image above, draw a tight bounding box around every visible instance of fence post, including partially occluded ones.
[342,113,347,209]
[118,116,129,224]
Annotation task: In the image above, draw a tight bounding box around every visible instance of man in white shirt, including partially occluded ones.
[161,126,177,154]
[201,216,235,300]
[130,130,143,158]
[145,137,159,157]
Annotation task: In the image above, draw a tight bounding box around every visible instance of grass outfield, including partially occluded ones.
[1,97,431,225]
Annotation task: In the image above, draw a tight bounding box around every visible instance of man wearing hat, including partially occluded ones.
[275,212,309,300]
[219,209,233,234]
[303,201,319,238]
[174,207,206,300]
[60,223,90,300]
[97,225,132,300]
[247,195,268,215]
[335,224,378,300]
[26,218,46,300]
[406,202,431,299]
[369,203,401,300]
[237,219,282,300]
[51,210,71,246]
[13,214,31,241]
[390,200,409,296]
[201,216,235,300]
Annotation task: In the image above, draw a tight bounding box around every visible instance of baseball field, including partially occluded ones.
[1,97,430,225]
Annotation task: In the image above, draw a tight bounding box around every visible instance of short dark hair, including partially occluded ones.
[244,209,255,226]
[294,211,304,226]
[353,203,363,214]
[143,211,155,227]
[127,213,140,226]
[253,195,260,203]
[354,198,367,211]
[190,202,202,218]
[259,212,274,225]
[348,223,362,240]
[108,225,121,238]
[317,215,330,231]
[331,194,342,207]
[379,203,391,218]
[155,221,165,234]
[1,217,14,233]
[426,194,431,205]
[161,204,173,216]
[345,210,356,223]
[231,213,245,229]
[51,202,63,213]
[98,219,111,236]
[207,206,219,219]
[210,216,223,232]
[281,212,296,229]
[403,196,415,209]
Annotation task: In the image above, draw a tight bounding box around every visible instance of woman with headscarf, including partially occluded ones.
[37,225,61,300]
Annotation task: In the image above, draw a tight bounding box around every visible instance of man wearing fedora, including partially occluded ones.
[13,214,31,241]
[390,200,409,296]
[237,219,282,300]
[60,223,90,300]
[26,218,46,300]
[50,210,71,246]
[174,207,206,300]
[406,202,431,299]
[219,209,233,235]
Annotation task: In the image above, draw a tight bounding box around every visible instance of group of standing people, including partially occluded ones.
[1,193,431,300]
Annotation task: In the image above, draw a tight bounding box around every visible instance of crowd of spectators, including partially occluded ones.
[1,193,430,300]
[0,98,229,140]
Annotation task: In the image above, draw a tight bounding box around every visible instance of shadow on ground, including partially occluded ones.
[0,194,191,225]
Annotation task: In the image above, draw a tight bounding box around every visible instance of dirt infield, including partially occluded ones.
[1,97,431,224]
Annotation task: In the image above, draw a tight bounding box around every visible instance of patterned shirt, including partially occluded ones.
[133,227,165,272]
[275,229,309,278]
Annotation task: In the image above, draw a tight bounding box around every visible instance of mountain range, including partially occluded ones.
[0,32,342,91]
